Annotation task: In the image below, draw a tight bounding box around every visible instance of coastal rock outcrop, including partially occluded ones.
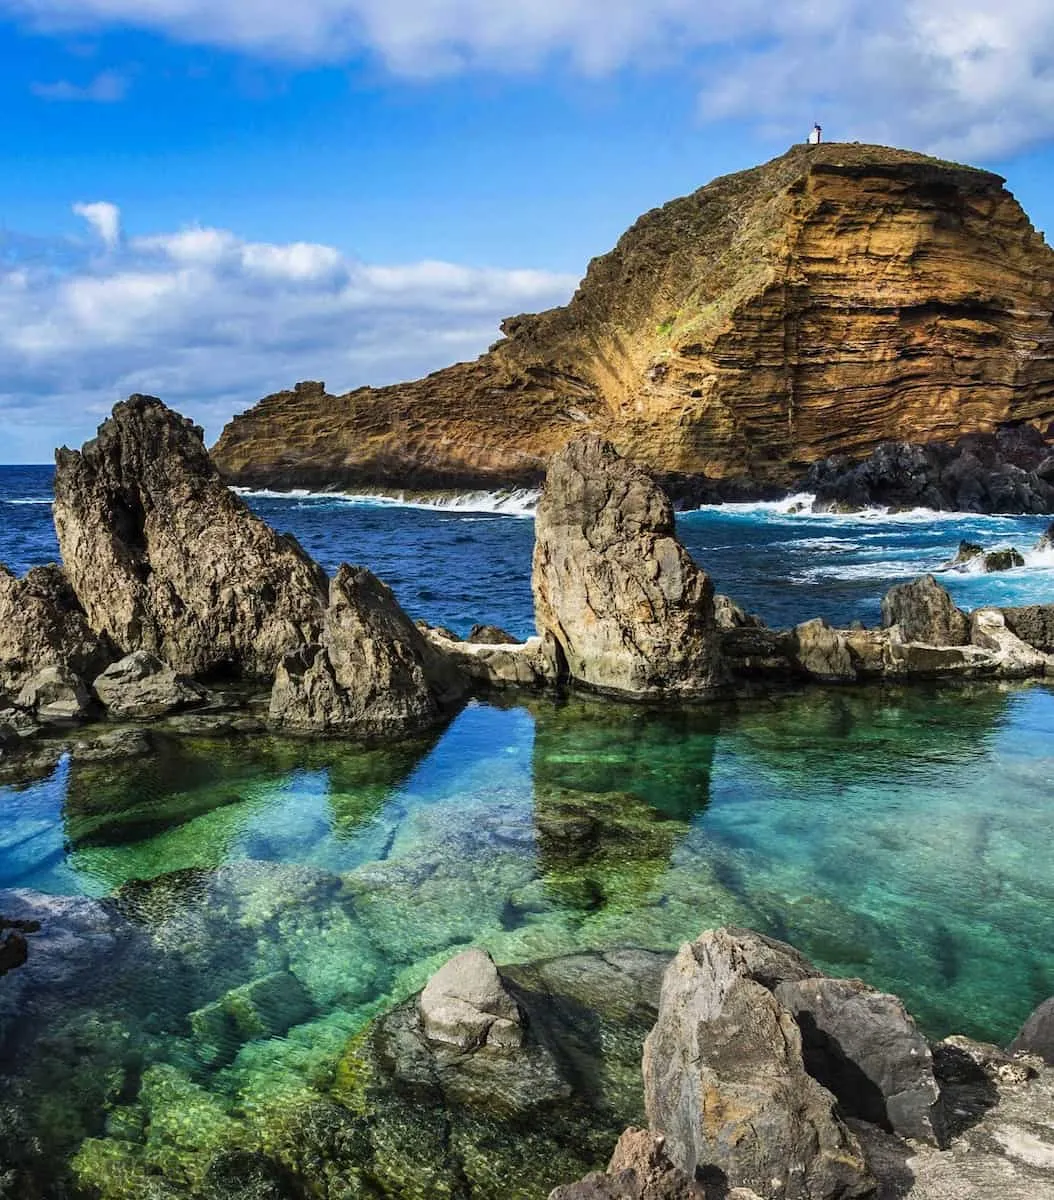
[16,666,93,724]
[548,1128,712,1199]
[269,564,467,736]
[880,575,969,645]
[807,425,1054,515]
[532,436,722,698]
[53,396,328,680]
[212,144,1054,509]
[0,565,111,698]
[642,929,875,1198]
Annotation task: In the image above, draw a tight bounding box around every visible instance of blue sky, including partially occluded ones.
[2,0,1054,462]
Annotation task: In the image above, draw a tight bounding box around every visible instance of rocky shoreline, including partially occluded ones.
[1,397,1053,781]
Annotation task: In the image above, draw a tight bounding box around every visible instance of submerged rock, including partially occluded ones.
[269,564,467,736]
[0,564,112,702]
[532,436,722,699]
[93,650,208,719]
[880,575,969,645]
[53,395,329,680]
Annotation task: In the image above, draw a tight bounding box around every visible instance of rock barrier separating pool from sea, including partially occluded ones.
[0,396,1051,776]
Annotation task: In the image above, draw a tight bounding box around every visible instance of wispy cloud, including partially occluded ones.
[73,200,122,248]
[5,0,1054,157]
[31,68,128,102]
[0,204,578,459]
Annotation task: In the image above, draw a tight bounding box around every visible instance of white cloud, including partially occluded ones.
[0,211,577,460]
[5,0,1054,156]
[73,200,122,249]
[31,68,128,102]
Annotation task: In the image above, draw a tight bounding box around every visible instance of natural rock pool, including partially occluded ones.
[2,681,1053,1196]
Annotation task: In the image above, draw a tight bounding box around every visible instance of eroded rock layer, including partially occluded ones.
[212,144,1054,496]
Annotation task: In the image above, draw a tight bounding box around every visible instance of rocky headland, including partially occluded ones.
[211,143,1054,513]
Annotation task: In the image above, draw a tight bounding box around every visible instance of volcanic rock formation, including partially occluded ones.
[532,435,722,698]
[212,143,1054,503]
[54,395,329,680]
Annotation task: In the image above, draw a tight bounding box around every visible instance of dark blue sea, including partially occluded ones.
[3,465,1051,636]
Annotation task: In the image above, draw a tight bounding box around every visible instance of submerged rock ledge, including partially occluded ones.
[0,397,1051,771]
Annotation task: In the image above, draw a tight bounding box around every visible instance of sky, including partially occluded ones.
[3,1,1054,462]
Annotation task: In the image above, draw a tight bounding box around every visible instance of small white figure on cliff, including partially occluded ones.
[808,123,822,144]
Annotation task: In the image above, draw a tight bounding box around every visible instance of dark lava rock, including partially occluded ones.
[982,547,1025,572]
[467,623,520,645]
[806,426,1054,515]
[1002,604,1054,653]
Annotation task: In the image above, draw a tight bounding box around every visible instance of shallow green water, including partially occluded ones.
[1,683,1053,1196]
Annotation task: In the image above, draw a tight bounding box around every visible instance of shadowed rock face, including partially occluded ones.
[211,144,1054,500]
[532,436,722,699]
[0,565,112,698]
[53,396,329,680]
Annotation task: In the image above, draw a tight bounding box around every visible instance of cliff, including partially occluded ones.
[210,143,1054,495]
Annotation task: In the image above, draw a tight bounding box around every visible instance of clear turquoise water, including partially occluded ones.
[1,468,1053,1196]
[3,684,1053,1191]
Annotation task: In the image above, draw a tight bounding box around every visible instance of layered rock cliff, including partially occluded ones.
[211,143,1054,497]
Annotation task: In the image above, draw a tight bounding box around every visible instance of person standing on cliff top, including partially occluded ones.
[808,123,822,144]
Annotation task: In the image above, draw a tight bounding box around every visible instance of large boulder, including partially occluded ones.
[880,575,969,645]
[969,609,1051,678]
[642,930,875,1199]
[16,665,93,724]
[791,619,857,682]
[532,436,722,699]
[774,976,946,1146]
[0,565,112,698]
[269,565,467,736]
[92,651,208,720]
[53,396,329,680]
[419,948,524,1051]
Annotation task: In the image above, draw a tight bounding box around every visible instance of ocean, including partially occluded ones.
[3,465,1052,636]
[2,465,1053,1196]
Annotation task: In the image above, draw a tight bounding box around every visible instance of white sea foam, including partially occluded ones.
[2,498,53,506]
[234,486,540,517]
[688,492,1043,528]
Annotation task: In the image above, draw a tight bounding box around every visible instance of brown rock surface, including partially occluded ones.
[212,144,1054,495]
[54,396,329,680]
[643,930,874,1199]
[0,565,112,697]
[531,435,722,698]
[268,564,467,736]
